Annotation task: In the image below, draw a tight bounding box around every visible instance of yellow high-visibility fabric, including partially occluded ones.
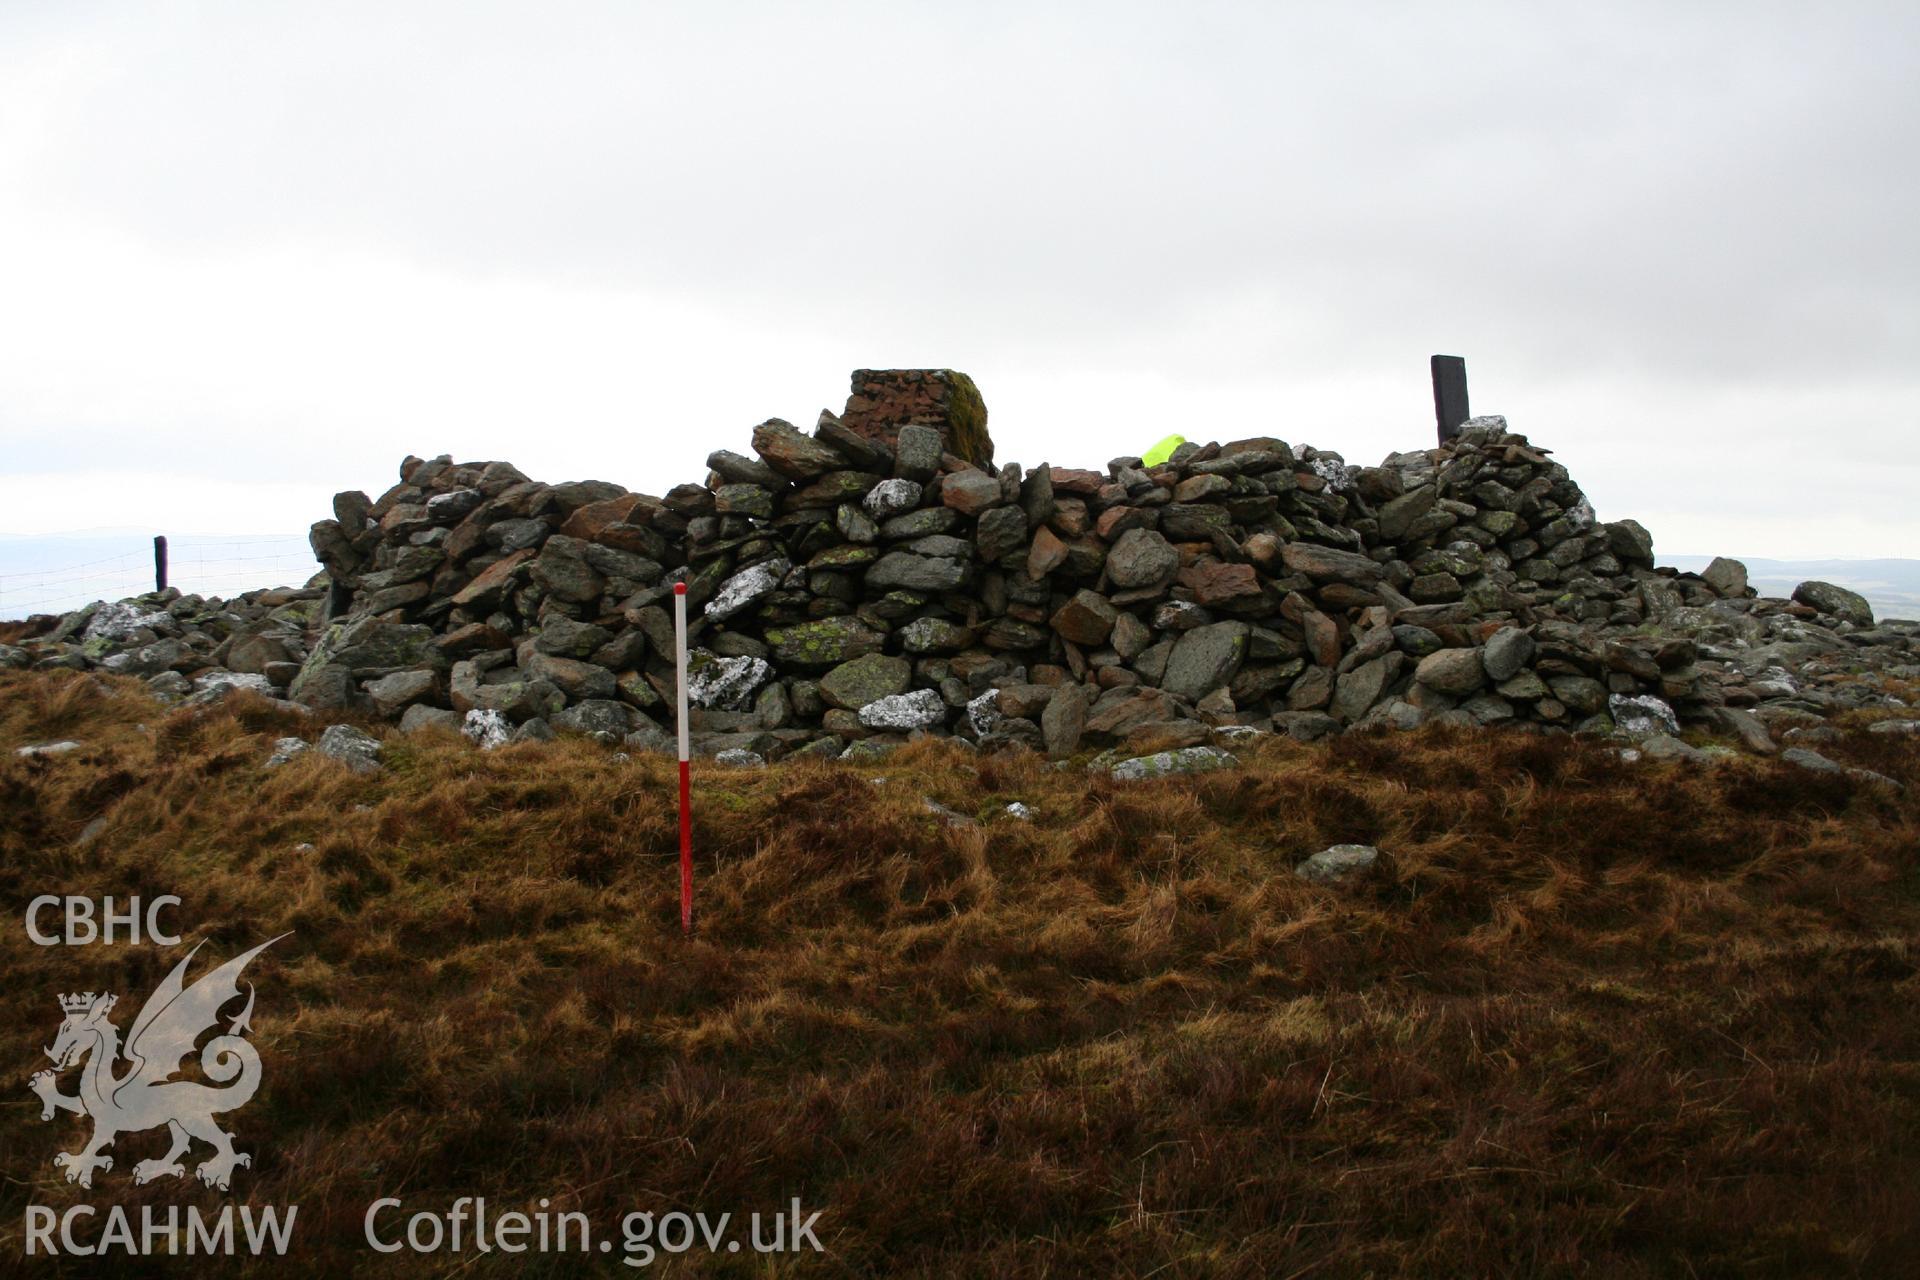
[1142,434,1186,467]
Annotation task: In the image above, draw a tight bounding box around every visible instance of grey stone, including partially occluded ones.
[864,478,923,519]
[1480,628,1536,682]
[363,669,437,716]
[1640,733,1711,763]
[966,688,1004,737]
[840,737,902,762]
[1281,543,1382,585]
[752,418,845,480]
[893,424,943,482]
[1042,681,1094,758]
[511,717,555,743]
[1791,580,1873,627]
[521,651,616,701]
[1604,519,1655,566]
[940,470,1005,514]
[1106,528,1180,591]
[904,534,973,559]
[1109,745,1239,780]
[81,601,172,644]
[463,708,512,749]
[399,705,462,734]
[1782,747,1843,774]
[1609,693,1680,740]
[763,617,887,668]
[705,558,789,623]
[90,637,172,677]
[712,483,773,520]
[264,737,309,767]
[1459,694,1516,725]
[1051,590,1119,646]
[316,724,383,774]
[16,738,82,759]
[426,488,484,523]
[1494,670,1550,700]
[866,551,969,592]
[707,449,783,487]
[1272,710,1340,741]
[553,699,636,742]
[836,502,880,544]
[879,507,960,540]
[488,517,549,552]
[687,653,772,711]
[1548,676,1609,716]
[1415,648,1487,696]
[714,748,766,767]
[1162,622,1249,700]
[858,688,948,730]
[820,654,912,709]
[974,505,1029,561]
[624,720,676,754]
[1331,655,1394,724]
[288,662,356,711]
[1375,486,1435,541]
[450,662,565,723]
[1702,556,1749,597]
[146,670,192,699]
[304,617,438,675]
[191,670,276,698]
[530,535,605,603]
[1111,611,1152,660]
[1021,463,1055,527]
[899,617,973,654]
[1708,706,1777,754]
[1295,843,1379,884]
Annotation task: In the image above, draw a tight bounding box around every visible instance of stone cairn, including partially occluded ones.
[8,370,1916,769]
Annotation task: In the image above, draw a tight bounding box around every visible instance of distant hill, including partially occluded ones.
[1664,556,1920,623]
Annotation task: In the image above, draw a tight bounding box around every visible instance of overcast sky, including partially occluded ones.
[2,1,1915,561]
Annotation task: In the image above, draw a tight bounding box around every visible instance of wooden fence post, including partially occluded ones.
[153,536,168,593]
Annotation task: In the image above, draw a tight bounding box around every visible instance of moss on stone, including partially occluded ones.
[940,370,993,469]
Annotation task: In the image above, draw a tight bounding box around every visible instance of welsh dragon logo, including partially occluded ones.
[28,935,286,1191]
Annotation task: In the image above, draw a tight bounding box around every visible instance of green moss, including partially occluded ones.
[941,370,992,469]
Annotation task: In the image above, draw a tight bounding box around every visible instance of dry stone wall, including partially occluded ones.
[11,373,1917,767]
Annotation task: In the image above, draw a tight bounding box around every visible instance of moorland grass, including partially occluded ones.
[1,669,1917,1276]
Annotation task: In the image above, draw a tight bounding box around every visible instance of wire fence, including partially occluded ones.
[0,533,317,620]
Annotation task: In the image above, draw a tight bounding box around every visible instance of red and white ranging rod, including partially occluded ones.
[673,581,693,935]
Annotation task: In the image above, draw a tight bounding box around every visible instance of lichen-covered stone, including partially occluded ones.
[858,688,947,730]
[820,654,912,710]
[1295,843,1378,884]
[264,737,309,767]
[1109,745,1238,781]
[316,723,383,774]
[1162,622,1248,701]
[705,558,789,623]
[1609,693,1680,740]
[463,708,512,750]
[864,478,923,519]
[1791,580,1873,626]
[687,652,773,710]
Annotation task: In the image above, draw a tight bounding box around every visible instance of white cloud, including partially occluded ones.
[1,0,1916,562]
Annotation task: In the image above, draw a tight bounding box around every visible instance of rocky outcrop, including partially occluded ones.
[10,380,1918,763]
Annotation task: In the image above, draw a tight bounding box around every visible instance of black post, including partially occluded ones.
[153,535,168,593]
[1431,354,1469,444]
